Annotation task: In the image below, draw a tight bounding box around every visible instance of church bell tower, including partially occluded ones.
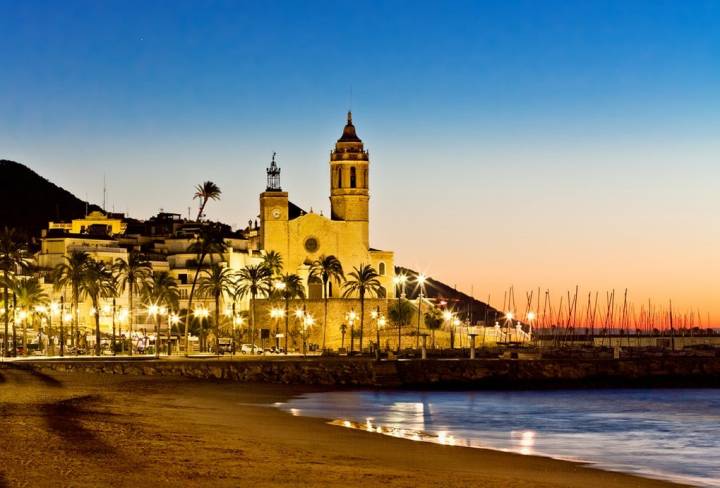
[330,112,370,243]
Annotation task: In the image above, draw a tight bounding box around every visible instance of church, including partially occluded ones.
[251,112,395,300]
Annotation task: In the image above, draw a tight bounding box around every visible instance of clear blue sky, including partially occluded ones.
[2,1,719,321]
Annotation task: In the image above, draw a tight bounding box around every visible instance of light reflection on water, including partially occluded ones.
[279,389,720,487]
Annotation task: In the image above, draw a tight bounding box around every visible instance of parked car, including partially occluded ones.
[240,344,262,355]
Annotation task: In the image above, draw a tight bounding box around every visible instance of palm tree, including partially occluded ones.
[342,264,385,353]
[143,271,179,358]
[274,273,305,354]
[309,255,345,351]
[0,227,30,357]
[198,264,234,355]
[113,252,151,355]
[78,259,116,356]
[388,298,416,353]
[235,264,272,350]
[194,181,221,221]
[53,251,91,349]
[262,250,284,277]
[184,226,227,356]
[424,308,443,349]
[13,277,48,356]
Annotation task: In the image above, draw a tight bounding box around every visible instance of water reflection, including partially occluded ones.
[280,389,720,488]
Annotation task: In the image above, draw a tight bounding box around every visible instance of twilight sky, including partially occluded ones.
[1,1,719,324]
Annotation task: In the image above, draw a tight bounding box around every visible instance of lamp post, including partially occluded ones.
[302,312,314,357]
[377,314,386,359]
[443,310,453,349]
[392,274,407,353]
[505,311,514,345]
[118,307,128,354]
[169,312,180,356]
[49,301,60,356]
[270,307,284,351]
[192,306,209,355]
[371,307,380,359]
[526,311,536,343]
[35,305,48,355]
[148,304,159,358]
[346,309,357,355]
[415,274,427,350]
[454,317,462,350]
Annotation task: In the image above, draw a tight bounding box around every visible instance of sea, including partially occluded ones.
[279,388,720,487]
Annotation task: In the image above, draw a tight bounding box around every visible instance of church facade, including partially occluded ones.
[252,112,395,299]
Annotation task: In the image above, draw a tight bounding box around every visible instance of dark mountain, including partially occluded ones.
[395,266,503,325]
[0,160,102,237]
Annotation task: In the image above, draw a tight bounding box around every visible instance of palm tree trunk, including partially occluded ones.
[95,299,101,356]
[250,293,256,349]
[215,293,220,356]
[128,283,134,356]
[155,313,160,358]
[3,273,8,357]
[12,293,17,357]
[22,315,28,357]
[322,280,328,351]
[184,251,206,356]
[284,297,289,354]
[359,292,365,352]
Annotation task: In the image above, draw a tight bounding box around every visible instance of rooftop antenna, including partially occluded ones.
[103,173,107,212]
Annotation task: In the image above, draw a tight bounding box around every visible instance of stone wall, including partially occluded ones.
[18,357,720,388]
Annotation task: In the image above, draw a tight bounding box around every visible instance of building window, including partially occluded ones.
[337,168,342,188]
[350,167,356,188]
[304,237,319,253]
[378,262,386,276]
[364,169,368,188]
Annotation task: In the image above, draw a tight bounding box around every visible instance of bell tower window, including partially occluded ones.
[337,167,342,188]
[350,167,357,188]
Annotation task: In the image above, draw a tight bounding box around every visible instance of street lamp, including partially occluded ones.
[302,312,314,357]
[49,301,60,356]
[148,304,160,358]
[193,307,209,354]
[415,274,427,349]
[270,307,284,350]
[346,309,357,354]
[169,312,180,355]
[392,274,407,353]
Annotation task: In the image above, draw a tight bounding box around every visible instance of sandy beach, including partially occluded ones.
[0,364,685,488]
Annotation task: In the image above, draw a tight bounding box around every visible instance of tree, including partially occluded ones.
[0,227,30,357]
[424,308,443,349]
[262,250,284,277]
[342,264,385,353]
[53,251,91,349]
[235,264,272,349]
[113,252,151,355]
[13,276,48,356]
[184,226,227,356]
[274,273,305,354]
[309,255,345,351]
[78,259,116,356]
[388,298,416,353]
[193,181,221,221]
[198,264,234,355]
[143,271,179,358]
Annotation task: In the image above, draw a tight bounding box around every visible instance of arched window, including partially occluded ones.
[337,167,342,188]
[378,262,386,276]
[350,167,357,188]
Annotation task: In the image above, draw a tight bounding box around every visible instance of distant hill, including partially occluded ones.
[0,160,102,238]
[396,266,503,325]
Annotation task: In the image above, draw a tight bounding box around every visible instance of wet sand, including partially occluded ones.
[0,364,686,487]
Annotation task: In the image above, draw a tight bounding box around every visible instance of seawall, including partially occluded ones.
[10,357,720,389]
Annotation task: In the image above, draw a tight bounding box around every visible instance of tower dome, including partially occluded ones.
[337,111,362,143]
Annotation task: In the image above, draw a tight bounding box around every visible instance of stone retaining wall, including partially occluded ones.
[15,356,720,388]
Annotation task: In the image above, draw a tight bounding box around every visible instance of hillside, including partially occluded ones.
[0,159,102,237]
[396,266,502,325]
